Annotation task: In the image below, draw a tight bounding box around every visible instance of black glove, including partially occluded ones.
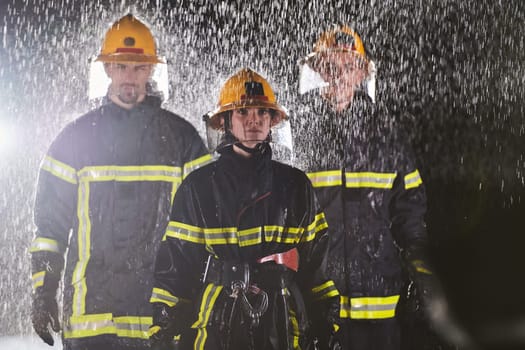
[150,302,193,350]
[31,289,60,346]
[404,242,474,348]
[309,298,341,350]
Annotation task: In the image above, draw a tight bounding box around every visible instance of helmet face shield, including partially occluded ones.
[299,54,376,103]
[88,58,169,101]
[300,25,377,102]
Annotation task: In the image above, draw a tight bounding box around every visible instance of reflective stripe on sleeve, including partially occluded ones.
[32,271,45,290]
[311,280,339,301]
[29,237,65,254]
[41,156,78,184]
[183,154,213,179]
[345,172,397,189]
[340,295,400,319]
[404,169,423,189]
[300,212,328,243]
[149,287,185,307]
[307,170,343,188]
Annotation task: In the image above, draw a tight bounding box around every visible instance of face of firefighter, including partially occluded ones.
[104,63,153,108]
[313,51,368,112]
[226,108,274,155]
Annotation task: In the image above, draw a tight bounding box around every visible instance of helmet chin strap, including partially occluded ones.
[217,114,272,155]
[234,141,269,155]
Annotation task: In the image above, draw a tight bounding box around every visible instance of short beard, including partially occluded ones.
[117,92,139,105]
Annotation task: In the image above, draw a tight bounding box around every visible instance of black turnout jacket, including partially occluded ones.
[30,96,211,342]
[151,145,339,350]
[293,93,428,321]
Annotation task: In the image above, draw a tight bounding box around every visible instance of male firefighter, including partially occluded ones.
[292,25,452,350]
[148,68,340,350]
[29,14,211,350]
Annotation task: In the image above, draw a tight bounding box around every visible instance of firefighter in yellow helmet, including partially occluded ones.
[291,25,462,350]
[149,68,340,350]
[30,14,211,350]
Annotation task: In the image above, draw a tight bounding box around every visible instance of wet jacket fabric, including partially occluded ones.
[151,145,339,350]
[30,96,211,346]
[292,93,428,322]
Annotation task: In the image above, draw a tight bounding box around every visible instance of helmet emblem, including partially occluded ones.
[242,81,268,101]
[123,37,136,46]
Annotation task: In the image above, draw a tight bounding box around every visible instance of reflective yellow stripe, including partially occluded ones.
[72,180,90,316]
[164,221,238,244]
[183,154,213,179]
[345,172,397,189]
[192,283,223,328]
[149,287,187,307]
[64,313,114,338]
[114,316,152,339]
[41,155,78,184]
[340,295,400,319]
[311,280,339,301]
[71,165,184,317]
[193,284,223,350]
[264,226,303,244]
[301,212,328,243]
[77,165,182,183]
[32,271,45,290]
[63,314,151,339]
[165,213,327,247]
[29,237,64,253]
[289,309,300,348]
[307,170,343,188]
[194,328,208,350]
[404,169,423,189]
[411,259,433,275]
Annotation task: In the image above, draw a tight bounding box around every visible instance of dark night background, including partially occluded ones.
[1,0,523,348]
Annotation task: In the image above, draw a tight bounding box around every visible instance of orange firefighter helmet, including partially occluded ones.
[208,68,288,130]
[96,14,163,64]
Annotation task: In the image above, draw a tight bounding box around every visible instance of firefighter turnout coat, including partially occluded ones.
[30,96,211,343]
[151,144,339,350]
[292,93,428,322]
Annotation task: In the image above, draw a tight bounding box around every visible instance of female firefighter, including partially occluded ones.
[148,68,340,350]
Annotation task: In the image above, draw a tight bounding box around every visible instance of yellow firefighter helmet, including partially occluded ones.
[208,68,288,129]
[310,25,368,63]
[96,14,163,64]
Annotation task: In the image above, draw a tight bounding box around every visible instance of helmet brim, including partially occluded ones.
[207,100,288,130]
[96,53,164,64]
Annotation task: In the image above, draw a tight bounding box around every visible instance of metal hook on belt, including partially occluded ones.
[229,281,269,328]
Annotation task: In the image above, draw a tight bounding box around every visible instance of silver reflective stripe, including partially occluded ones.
[307,170,342,188]
[404,169,423,189]
[301,213,327,243]
[115,322,149,332]
[29,237,64,253]
[41,156,77,184]
[69,318,113,331]
[352,302,397,313]
[77,166,181,181]
[345,172,396,189]
[183,154,213,178]
[72,180,90,315]
[150,290,179,305]
[32,271,45,290]
[238,227,262,246]
[264,227,301,244]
